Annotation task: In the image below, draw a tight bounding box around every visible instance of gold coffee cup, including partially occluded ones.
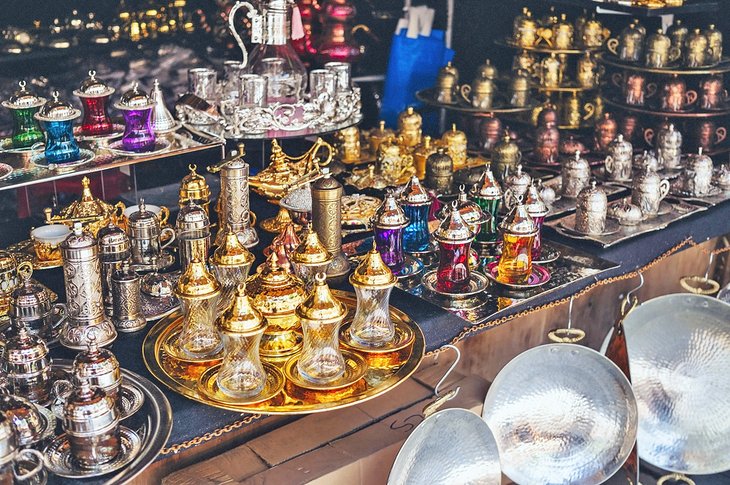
[29,224,71,262]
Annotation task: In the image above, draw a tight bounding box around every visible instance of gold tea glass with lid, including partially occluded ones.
[210,230,255,314]
[0,252,32,318]
[178,164,211,216]
[291,225,332,290]
[173,259,222,360]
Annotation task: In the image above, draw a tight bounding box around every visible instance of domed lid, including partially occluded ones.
[441,185,488,226]
[373,191,409,229]
[295,273,346,323]
[176,198,209,232]
[56,177,117,224]
[438,61,459,82]
[658,123,682,143]
[0,413,18,465]
[4,325,48,365]
[564,150,590,170]
[97,222,129,254]
[211,231,255,267]
[398,106,422,128]
[2,80,46,110]
[609,134,632,151]
[34,90,80,122]
[441,124,467,144]
[74,70,115,98]
[280,183,312,213]
[11,264,49,313]
[0,393,46,447]
[499,200,537,236]
[494,132,519,155]
[114,82,154,110]
[246,254,306,316]
[179,164,210,198]
[72,331,120,384]
[577,180,607,207]
[401,176,431,206]
[504,164,531,187]
[292,226,332,266]
[349,242,397,288]
[477,59,498,79]
[686,146,713,169]
[524,182,549,218]
[611,199,643,224]
[63,379,118,434]
[174,259,221,298]
[60,222,96,250]
[217,283,265,335]
[312,167,342,191]
[471,165,503,199]
[426,147,453,167]
[127,198,157,225]
[433,201,475,244]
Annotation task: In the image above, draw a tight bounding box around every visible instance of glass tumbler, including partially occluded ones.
[120,108,155,152]
[41,119,80,165]
[79,95,114,136]
[10,107,44,149]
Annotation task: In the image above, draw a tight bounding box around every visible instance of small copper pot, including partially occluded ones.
[700,76,727,110]
[660,76,697,112]
[620,114,643,146]
[594,113,618,152]
[620,72,656,106]
[691,120,727,151]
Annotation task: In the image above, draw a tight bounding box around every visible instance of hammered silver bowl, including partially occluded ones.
[622,293,730,475]
[388,408,501,485]
[482,344,638,485]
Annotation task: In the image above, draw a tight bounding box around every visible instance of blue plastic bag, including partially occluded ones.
[380,29,454,128]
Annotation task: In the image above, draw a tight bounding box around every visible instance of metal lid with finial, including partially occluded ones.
[176,198,209,235]
[524,182,549,218]
[441,123,467,145]
[74,70,115,98]
[211,231,255,268]
[114,82,154,110]
[577,179,608,213]
[471,164,503,200]
[401,176,432,206]
[0,393,48,447]
[62,377,118,436]
[127,198,158,227]
[4,323,49,367]
[34,90,81,122]
[350,242,397,288]
[10,264,51,322]
[174,258,220,299]
[97,222,130,260]
[433,201,475,245]
[292,225,332,267]
[60,222,96,250]
[2,80,46,110]
[453,185,489,226]
[246,253,306,317]
[72,328,120,390]
[499,197,537,236]
[295,273,347,324]
[373,190,409,229]
[217,283,265,335]
[179,164,211,202]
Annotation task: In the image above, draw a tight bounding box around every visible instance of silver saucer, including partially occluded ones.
[31,404,57,446]
[395,255,425,280]
[107,139,171,157]
[558,218,621,237]
[131,251,175,273]
[30,149,96,171]
[140,293,179,321]
[421,270,488,298]
[533,245,561,265]
[120,381,145,420]
[43,426,142,479]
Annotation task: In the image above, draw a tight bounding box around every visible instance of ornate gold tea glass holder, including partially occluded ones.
[143,291,425,414]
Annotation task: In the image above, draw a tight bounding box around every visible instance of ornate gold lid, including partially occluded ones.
[54,177,119,223]
[398,106,422,130]
[175,259,221,298]
[217,283,264,335]
[179,164,210,201]
[349,242,396,288]
[211,231,254,267]
[292,226,332,266]
[441,124,466,145]
[247,253,306,316]
[295,273,346,323]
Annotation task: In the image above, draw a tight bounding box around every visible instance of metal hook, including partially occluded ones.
[423,345,461,417]
[548,295,585,343]
[621,272,644,317]
[566,294,575,330]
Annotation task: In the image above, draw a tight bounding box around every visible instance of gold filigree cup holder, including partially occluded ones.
[143,291,425,414]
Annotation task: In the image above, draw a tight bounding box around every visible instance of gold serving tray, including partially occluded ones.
[142,290,425,414]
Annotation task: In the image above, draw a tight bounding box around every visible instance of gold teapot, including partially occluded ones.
[376,136,415,183]
[249,138,333,200]
[645,29,680,68]
[368,121,394,155]
[397,107,422,148]
[705,24,723,64]
[607,22,645,62]
[667,19,688,55]
[44,177,125,237]
[178,164,211,216]
[685,28,711,67]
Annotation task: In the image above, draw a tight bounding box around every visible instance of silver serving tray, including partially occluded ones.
[51,359,172,484]
[545,199,707,247]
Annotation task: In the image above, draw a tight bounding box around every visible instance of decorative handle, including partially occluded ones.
[228,1,258,67]
[658,178,671,201]
[604,155,614,174]
[16,261,33,281]
[158,205,170,226]
[656,473,696,485]
[606,38,619,56]
[52,303,67,330]
[583,102,595,121]
[249,211,257,227]
[548,328,586,343]
[715,126,727,144]
[160,227,176,250]
[644,128,655,146]
[52,379,73,403]
[460,84,471,103]
[607,70,619,88]
[668,46,682,63]
[113,201,126,225]
[685,90,698,106]
[646,82,658,99]
[13,449,44,481]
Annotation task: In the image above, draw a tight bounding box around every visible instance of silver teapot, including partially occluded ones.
[679,147,714,196]
[575,180,608,234]
[655,123,683,170]
[561,150,591,198]
[632,168,670,217]
[604,134,633,182]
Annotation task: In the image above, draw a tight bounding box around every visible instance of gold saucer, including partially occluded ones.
[339,320,415,354]
[162,327,224,364]
[6,239,63,270]
[284,351,367,391]
[198,363,285,405]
